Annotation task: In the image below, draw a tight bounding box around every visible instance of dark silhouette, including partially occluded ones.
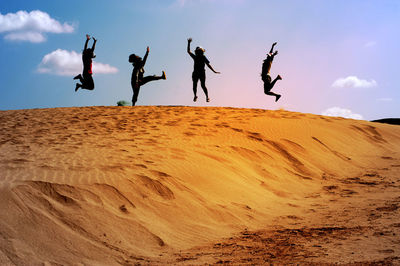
[129,47,166,106]
[74,34,97,91]
[261,42,282,102]
[371,118,400,126]
[187,38,220,102]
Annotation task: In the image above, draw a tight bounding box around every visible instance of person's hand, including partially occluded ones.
[86,34,90,40]
[215,71,221,74]
[274,51,278,56]
[92,37,97,42]
[188,38,192,43]
[273,42,277,46]
[146,46,150,53]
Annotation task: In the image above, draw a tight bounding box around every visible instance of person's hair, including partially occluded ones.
[195,47,205,56]
[129,54,141,63]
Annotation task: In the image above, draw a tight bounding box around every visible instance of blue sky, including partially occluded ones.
[0,0,399,120]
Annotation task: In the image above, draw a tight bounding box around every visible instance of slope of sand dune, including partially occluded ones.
[0,106,400,265]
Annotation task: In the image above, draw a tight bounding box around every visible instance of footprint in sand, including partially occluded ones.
[351,125,386,143]
[183,131,197,137]
[134,164,147,169]
[137,175,175,200]
[312,137,351,161]
[246,132,264,142]
[231,127,243,133]
[376,204,399,212]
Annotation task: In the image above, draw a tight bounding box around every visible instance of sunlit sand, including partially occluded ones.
[1,106,399,264]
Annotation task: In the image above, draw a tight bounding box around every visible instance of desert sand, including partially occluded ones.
[0,106,400,265]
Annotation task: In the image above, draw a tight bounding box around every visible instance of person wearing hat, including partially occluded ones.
[74,34,97,92]
[187,38,220,102]
[261,42,282,102]
[129,46,166,106]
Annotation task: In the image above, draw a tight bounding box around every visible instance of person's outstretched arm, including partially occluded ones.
[84,34,90,50]
[206,62,220,74]
[142,46,149,66]
[187,38,195,58]
[91,37,97,51]
[269,42,277,54]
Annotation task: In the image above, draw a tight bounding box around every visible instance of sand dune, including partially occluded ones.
[0,106,400,265]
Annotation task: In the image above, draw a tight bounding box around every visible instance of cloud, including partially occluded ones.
[4,31,46,43]
[37,49,118,76]
[332,76,377,88]
[322,107,363,120]
[377,97,393,102]
[0,10,74,43]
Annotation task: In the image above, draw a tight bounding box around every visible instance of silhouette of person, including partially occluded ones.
[74,34,97,92]
[129,46,166,106]
[187,38,220,102]
[262,42,282,102]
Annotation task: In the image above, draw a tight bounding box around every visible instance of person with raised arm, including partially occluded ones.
[187,38,220,102]
[129,46,166,106]
[261,42,282,102]
[74,34,97,91]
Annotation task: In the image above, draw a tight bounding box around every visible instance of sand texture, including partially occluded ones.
[1,106,400,265]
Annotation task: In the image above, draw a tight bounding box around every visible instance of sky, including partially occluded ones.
[0,0,399,120]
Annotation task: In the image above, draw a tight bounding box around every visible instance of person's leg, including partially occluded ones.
[140,71,166,86]
[132,83,140,106]
[74,73,84,91]
[86,75,94,90]
[192,72,199,102]
[80,73,94,90]
[199,73,209,102]
[264,76,281,102]
[269,75,281,90]
[264,88,281,102]
[73,74,82,81]
[73,73,84,84]
[262,74,272,94]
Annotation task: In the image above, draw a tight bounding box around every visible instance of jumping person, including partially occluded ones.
[261,42,282,102]
[74,34,97,92]
[187,38,220,102]
[129,46,166,106]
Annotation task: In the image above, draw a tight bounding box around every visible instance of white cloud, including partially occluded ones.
[92,62,119,75]
[322,107,363,120]
[332,76,377,88]
[4,31,46,43]
[37,49,118,76]
[0,10,74,43]
[377,97,393,102]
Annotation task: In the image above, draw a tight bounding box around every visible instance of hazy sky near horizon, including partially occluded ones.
[0,0,399,120]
